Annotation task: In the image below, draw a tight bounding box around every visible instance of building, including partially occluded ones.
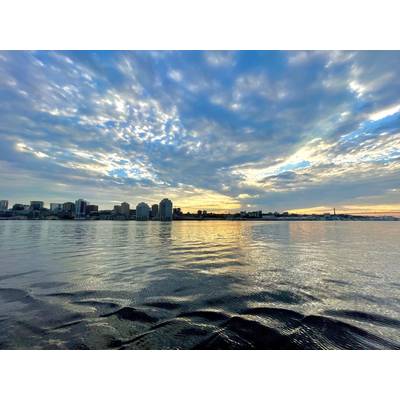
[50,203,63,213]
[121,202,130,217]
[159,198,173,221]
[113,205,122,214]
[63,202,75,214]
[240,210,263,218]
[30,201,44,210]
[248,210,263,218]
[151,204,159,219]
[136,202,150,220]
[75,199,88,218]
[0,200,8,211]
[12,203,26,211]
[86,204,99,214]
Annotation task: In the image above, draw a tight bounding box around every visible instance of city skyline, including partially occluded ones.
[0,51,400,215]
[1,196,399,219]
[1,195,400,216]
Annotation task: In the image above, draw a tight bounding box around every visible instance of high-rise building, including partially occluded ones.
[30,201,44,210]
[50,203,63,213]
[159,198,173,221]
[75,199,88,218]
[121,202,130,217]
[113,205,122,214]
[63,202,75,214]
[151,204,159,219]
[136,202,150,220]
[0,200,8,211]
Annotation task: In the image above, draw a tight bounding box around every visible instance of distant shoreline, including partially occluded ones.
[0,217,398,222]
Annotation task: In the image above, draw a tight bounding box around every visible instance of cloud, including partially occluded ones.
[168,69,183,82]
[0,51,399,212]
[204,51,236,67]
[369,103,400,121]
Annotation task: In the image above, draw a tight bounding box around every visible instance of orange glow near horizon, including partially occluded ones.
[168,189,241,213]
[288,204,400,216]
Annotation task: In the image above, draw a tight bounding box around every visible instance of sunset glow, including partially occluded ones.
[0,51,399,214]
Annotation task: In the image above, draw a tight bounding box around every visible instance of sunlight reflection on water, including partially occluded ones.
[0,220,399,349]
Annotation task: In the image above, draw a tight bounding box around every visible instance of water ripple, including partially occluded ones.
[1,220,400,349]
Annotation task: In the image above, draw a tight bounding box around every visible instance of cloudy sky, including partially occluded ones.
[0,51,399,214]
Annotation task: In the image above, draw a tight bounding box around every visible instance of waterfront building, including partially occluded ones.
[86,204,99,214]
[151,204,159,219]
[50,203,63,213]
[113,205,122,214]
[12,203,26,211]
[75,199,88,218]
[248,210,263,218]
[121,202,130,217]
[63,202,75,214]
[240,210,263,218]
[159,198,173,221]
[136,202,150,220]
[0,200,8,211]
[30,201,44,210]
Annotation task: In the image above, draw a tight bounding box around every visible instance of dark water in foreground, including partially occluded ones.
[0,220,399,350]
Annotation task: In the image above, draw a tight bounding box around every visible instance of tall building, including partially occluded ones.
[63,202,75,214]
[50,203,63,213]
[0,200,8,211]
[159,198,173,221]
[136,202,150,220]
[121,202,130,217]
[113,205,122,214]
[151,204,159,219]
[75,199,88,218]
[30,201,44,210]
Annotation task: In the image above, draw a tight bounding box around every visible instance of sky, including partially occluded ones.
[0,51,399,214]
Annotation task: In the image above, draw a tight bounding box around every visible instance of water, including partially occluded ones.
[0,220,399,349]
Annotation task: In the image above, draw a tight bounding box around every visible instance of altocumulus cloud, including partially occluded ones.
[0,51,399,212]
